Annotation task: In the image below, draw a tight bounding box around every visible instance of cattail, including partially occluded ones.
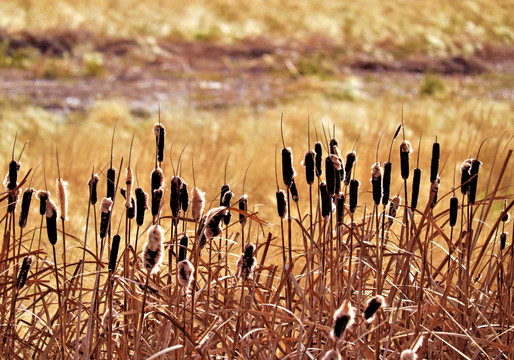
[430,141,440,183]
[400,349,418,360]
[326,155,343,196]
[170,176,183,219]
[370,163,383,206]
[302,150,316,185]
[88,174,99,205]
[276,190,287,219]
[180,180,189,212]
[135,187,148,226]
[99,197,113,239]
[127,196,136,219]
[290,179,299,202]
[449,196,458,227]
[197,215,208,249]
[344,151,357,185]
[502,212,510,223]
[468,159,481,204]
[400,140,412,180]
[56,178,68,221]
[101,308,119,335]
[124,167,133,208]
[314,142,322,177]
[363,295,385,322]
[387,196,401,227]
[106,167,116,199]
[142,224,165,273]
[320,182,331,219]
[349,179,360,214]
[178,235,189,262]
[16,255,32,289]
[411,168,421,209]
[500,232,507,251]
[430,176,440,208]
[151,167,164,192]
[204,207,228,240]
[108,235,121,273]
[382,162,392,205]
[220,184,230,206]
[36,190,49,216]
[7,160,19,191]
[177,259,194,291]
[238,194,248,226]
[4,175,20,213]
[236,243,256,281]
[191,187,205,221]
[154,123,165,163]
[152,187,164,217]
[329,138,339,154]
[46,197,58,245]
[221,190,233,225]
[322,349,341,360]
[330,299,355,341]
[18,188,34,228]
[336,193,345,226]
[460,159,472,195]
[281,147,296,188]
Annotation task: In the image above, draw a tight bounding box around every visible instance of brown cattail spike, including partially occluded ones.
[449,196,458,227]
[387,196,401,227]
[468,159,481,204]
[204,207,228,240]
[411,168,421,209]
[143,225,165,273]
[330,299,355,340]
[302,150,316,185]
[108,235,121,273]
[16,255,32,289]
[220,184,230,206]
[290,179,299,202]
[460,159,472,195]
[314,142,322,177]
[88,174,99,205]
[221,190,233,225]
[151,167,164,192]
[349,179,360,214]
[107,167,116,199]
[154,123,166,163]
[152,187,164,217]
[46,198,58,245]
[135,187,149,226]
[36,190,49,216]
[336,193,345,226]
[19,188,35,228]
[99,197,113,239]
[382,162,392,205]
[180,180,189,212]
[400,140,412,180]
[363,295,385,322]
[237,243,256,281]
[191,187,205,221]
[344,151,357,185]
[124,167,133,208]
[320,182,331,219]
[500,232,507,251]
[8,160,19,191]
[371,163,383,206]
[170,176,183,219]
[177,259,194,292]
[178,235,189,262]
[276,190,287,219]
[238,194,248,226]
[281,147,296,188]
[430,141,440,183]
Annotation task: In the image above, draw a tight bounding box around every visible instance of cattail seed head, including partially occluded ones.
[177,259,194,292]
[4,175,21,213]
[154,123,165,163]
[88,174,99,205]
[460,159,472,195]
[382,162,392,205]
[322,349,341,360]
[276,190,287,219]
[143,224,165,273]
[400,140,412,180]
[151,167,164,192]
[204,207,227,240]
[106,167,116,199]
[135,187,148,226]
[16,255,32,289]
[221,190,234,225]
[468,159,481,204]
[191,187,205,221]
[449,196,458,227]
[108,235,121,273]
[36,190,49,216]
[349,179,360,214]
[56,178,68,221]
[336,193,345,227]
[329,138,339,154]
[344,151,357,185]
[281,147,296,188]
[302,150,316,185]
[371,163,383,206]
[19,188,34,228]
[500,232,507,251]
[314,142,322,177]
[325,156,335,196]
[430,176,440,208]
[220,184,230,206]
[320,182,332,219]
[400,349,418,360]
[152,187,164,217]
[363,295,385,322]
[99,197,113,239]
[7,160,20,190]
[290,179,299,202]
[411,168,421,209]
[501,211,510,223]
[46,198,58,245]
[238,194,248,226]
[387,196,401,228]
[170,176,183,219]
[124,167,133,208]
[180,180,189,212]
[330,299,355,340]
[236,243,256,281]
[178,235,189,262]
[430,141,440,183]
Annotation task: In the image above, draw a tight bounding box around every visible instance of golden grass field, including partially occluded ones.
[0,1,513,359]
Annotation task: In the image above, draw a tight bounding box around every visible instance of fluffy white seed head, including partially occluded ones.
[142,225,165,273]
[322,349,341,360]
[45,197,58,218]
[101,197,113,213]
[56,178,68,220]
[191,186,206,221]
[177,259,194,292]
[400,350,418,360]
[371,162,382,181]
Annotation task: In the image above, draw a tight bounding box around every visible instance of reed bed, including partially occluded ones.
[0,118,512,360]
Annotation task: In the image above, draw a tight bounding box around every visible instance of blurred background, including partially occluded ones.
[0,0,512,235]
